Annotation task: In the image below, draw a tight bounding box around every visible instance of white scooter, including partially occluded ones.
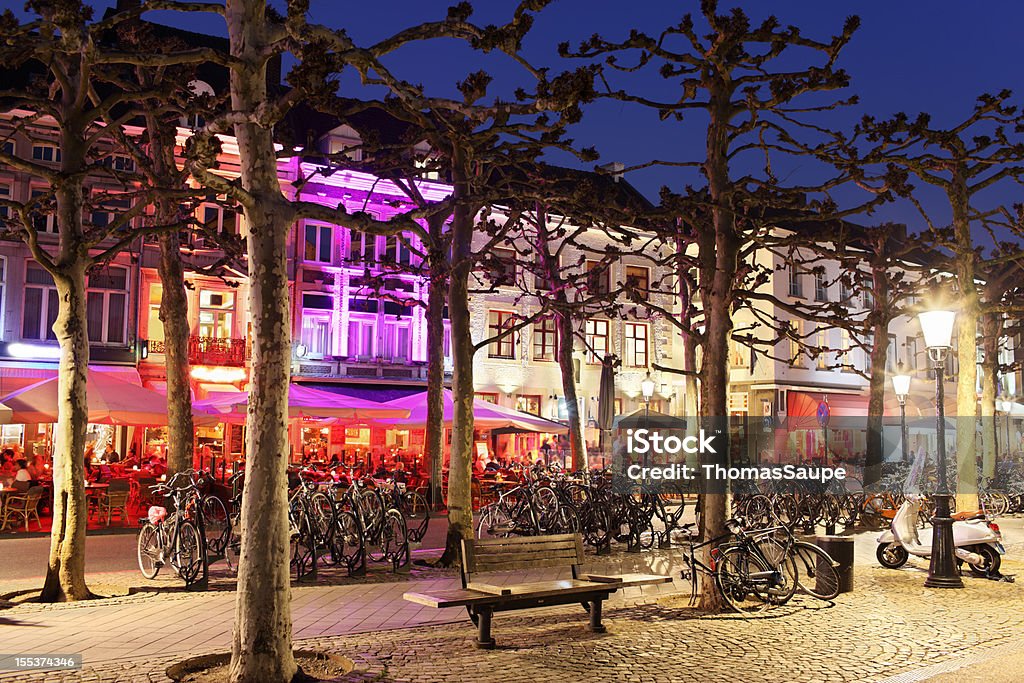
[876,496,1005,577]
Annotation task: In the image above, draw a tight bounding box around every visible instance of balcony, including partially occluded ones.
[149,337,249,366]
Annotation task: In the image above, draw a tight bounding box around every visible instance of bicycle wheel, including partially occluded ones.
[201,496,231,556]
[332,509,364,572]
[553,502,581,534]
[173,520,204,586]
[477,504,514,538]
[402,491,430,543]
[309,492,337,564]
[290,507,316,580]
[716,545,772,615]
[531,486,560,530]
[369,509,408,565]
[792,541,841,600]
[742,495,773,529]
[137,523,161,579]
[753,536,798,605]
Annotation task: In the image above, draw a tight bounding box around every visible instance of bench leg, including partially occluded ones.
[587,598,606,633]
[475,607,496,649]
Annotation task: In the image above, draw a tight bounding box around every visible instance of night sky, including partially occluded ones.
[5,0,1023,236]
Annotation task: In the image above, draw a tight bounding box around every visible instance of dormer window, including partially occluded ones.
[32,144,61,163]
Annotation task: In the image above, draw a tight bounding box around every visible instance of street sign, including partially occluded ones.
[762,415,774,432]
[816,399,830,427]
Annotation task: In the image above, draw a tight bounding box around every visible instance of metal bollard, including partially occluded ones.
[816,535,854,593]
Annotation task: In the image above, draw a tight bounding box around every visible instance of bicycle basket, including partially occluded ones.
[148,506,168,525]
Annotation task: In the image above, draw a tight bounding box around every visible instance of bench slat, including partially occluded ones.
[473,533,578,547]
[583,573,675,588]
[473,555,582,573]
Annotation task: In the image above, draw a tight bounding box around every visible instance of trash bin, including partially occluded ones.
[816,535,854,593]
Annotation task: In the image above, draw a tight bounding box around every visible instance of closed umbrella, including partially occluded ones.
[597,356,616,451]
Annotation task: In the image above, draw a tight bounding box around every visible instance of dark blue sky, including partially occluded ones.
[6,1,1023,233]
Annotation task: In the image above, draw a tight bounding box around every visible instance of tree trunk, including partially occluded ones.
[225,1,296,680]
[40,125,91,603]
[951,186,978,511]
[425,225,447,511]
[556,310,585,470]
[158,229,194,478]
[439,155,474,566]
[864,266,890,486]
[696,96,737,613]
[979,312,1000,483]
[41,265,92,603]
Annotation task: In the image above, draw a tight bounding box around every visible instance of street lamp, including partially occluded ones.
[917,307,962,589]
[891,363,912,463]
[641,371,656,417]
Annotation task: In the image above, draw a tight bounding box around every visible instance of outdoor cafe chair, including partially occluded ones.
[96,488,131,526]
[1,486,45,532]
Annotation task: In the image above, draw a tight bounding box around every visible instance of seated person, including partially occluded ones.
[0,449,17,477]
[484,460,501,472]
[103,443,121,464]
[373,462,389,479]
[392,461,408,484]
[148,457,167,476]
[14,459,32,483]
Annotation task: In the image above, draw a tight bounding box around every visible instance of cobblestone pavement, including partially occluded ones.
[1,520,1022,682]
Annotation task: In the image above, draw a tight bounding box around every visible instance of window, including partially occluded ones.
[586,261,609,295]
[300,293,333,358]
[23,262,58,341]
[304,224,333,264]
[476,393,499,405]
[624,322,648,368]
[624,266,650,300]
[32,144,60,163]
[101,154,136,173]
[789,321,803,367]
[814,271,829,302]
[585,319,609,364]
[199,200,239,236]
[146,283,164,344]
[90,192,131,229]
[906,336,919,371]
[816,327,829,370]
[0,182,9,219]
[788,264,803,297]
[1,140,13,156]
[0,256,5,339]
[198,290,234,339]
[861,275,874,308]
[516,395,542,416]
[839,276,853,303]
[487,310,517,359]
[729,338,748,369]
[350,231,377,262]
[31,188,57,233]
[383,320,411,362]
[533,316,558,361]
[87,265,129,345]
[488,248,517,287]
[534,256,558,291]
[886,334,897,372]
[347,318,376,358]
[383,234,413,266]
[839,329,852,372]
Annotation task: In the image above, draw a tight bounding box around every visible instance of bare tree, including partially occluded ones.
[841,91,1024,507]
[564,1,859,610]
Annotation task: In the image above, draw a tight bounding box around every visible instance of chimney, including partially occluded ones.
[599,161,625,183]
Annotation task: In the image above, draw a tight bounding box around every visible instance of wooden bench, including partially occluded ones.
[403,533,672,648]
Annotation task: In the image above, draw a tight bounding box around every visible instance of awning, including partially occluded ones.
[786,391,867,432]
[192,383,410,424]
[374,390,569,433]
[0,362,141,395]
[294,381,425,404]
[0,371,170,425]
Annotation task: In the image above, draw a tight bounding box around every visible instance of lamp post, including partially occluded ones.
[641,371,656,417]
[892,363,912,463]
[918,308,963,589]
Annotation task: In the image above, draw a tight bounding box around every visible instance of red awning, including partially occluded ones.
[786,391,867,432]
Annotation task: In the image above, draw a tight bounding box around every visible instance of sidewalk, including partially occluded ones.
[1,521,1021,682]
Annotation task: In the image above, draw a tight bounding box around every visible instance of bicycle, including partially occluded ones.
[679,518,797,615]
[136,472,206,587]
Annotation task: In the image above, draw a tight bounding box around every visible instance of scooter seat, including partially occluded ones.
[951,510,986,521]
